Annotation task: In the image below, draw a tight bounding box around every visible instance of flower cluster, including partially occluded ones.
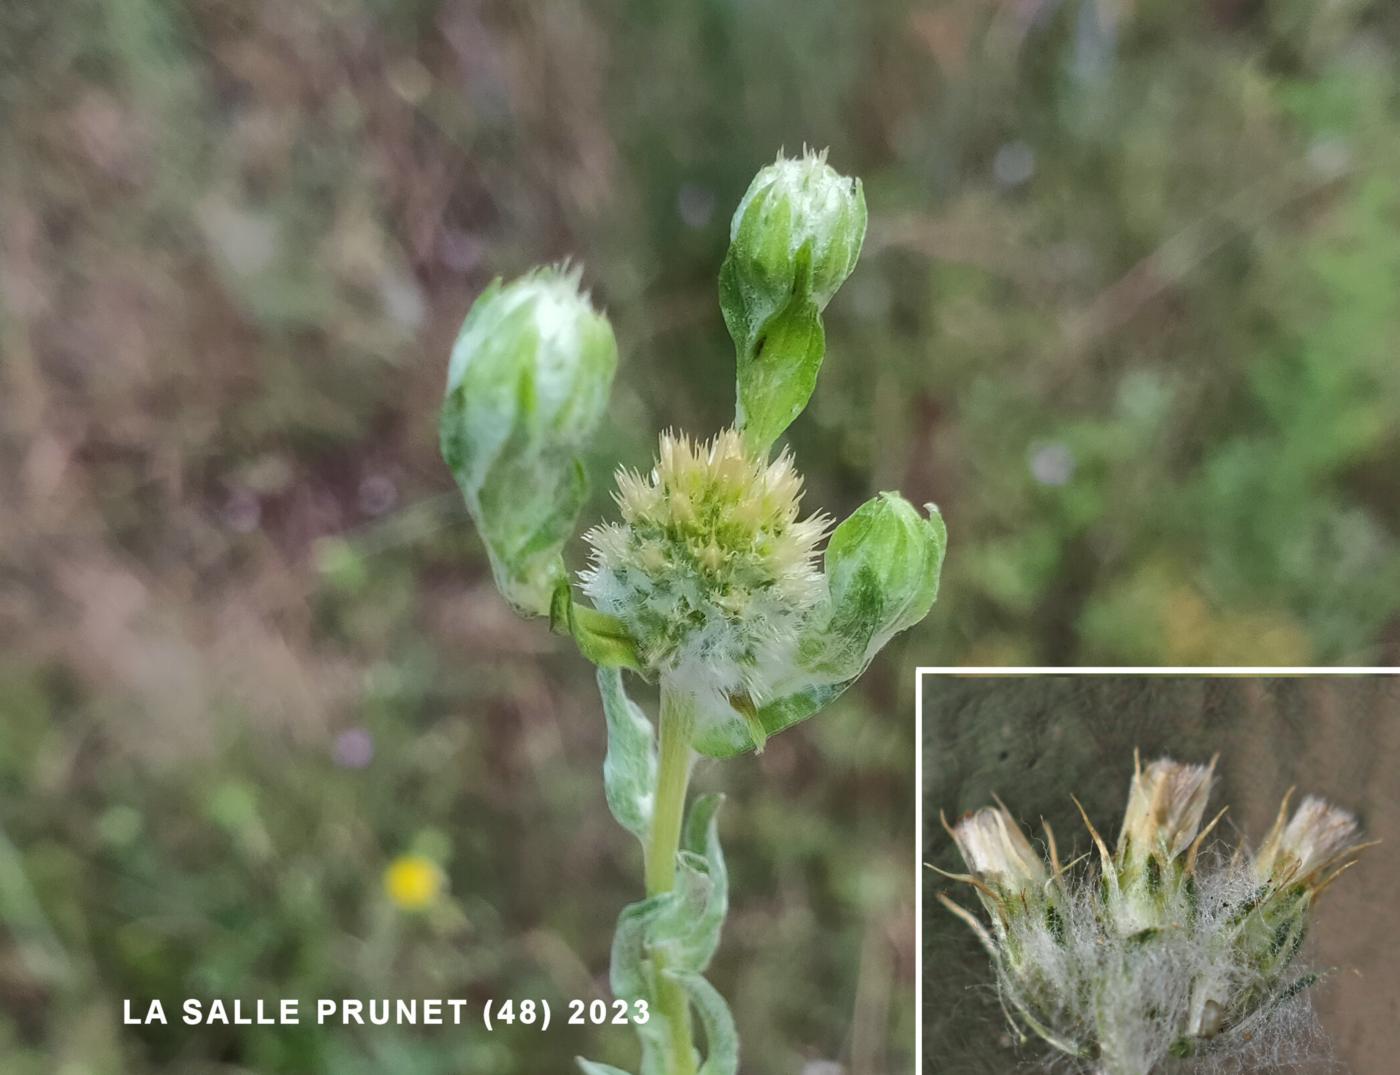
[582,430,945,756]
[582,429,827,706]
[937,753,1366,1075]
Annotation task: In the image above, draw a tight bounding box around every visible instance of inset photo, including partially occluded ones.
[919,672,1397,1075]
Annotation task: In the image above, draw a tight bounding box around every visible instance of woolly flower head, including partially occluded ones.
[581,429,827,704]
[937,755,1367,1075]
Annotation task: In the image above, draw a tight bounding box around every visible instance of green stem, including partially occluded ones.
[646,683,697,1075]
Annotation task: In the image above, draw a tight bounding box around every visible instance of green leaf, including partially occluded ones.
[607,798,727,983]
[609,893,667,1003]
[731,296,826,456]
[554,585,644,672]
[605,895,674,1075]
[650,794,727,973]
[600,796,736,1075]
[597,668,657,844]
[690,681,853,758]
[685,500,946,759]
[576,1061,633,1075]
[449,441,583,616]
[669,972,739,1075]
[678,795,728,970]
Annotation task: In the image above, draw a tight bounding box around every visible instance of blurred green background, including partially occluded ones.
[1,0,1398,1072]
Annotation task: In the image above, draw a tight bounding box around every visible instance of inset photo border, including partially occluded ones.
[915,668,1399,1075]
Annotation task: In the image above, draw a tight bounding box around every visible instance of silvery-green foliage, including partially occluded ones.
[940,755,1365,1075]
[584,781,734,1075]
[662,794,728,972]
[598,668,656,843]
[583,668,732,1075]
[719,149,866,454]
[670,972,738,1075]
[603,793,726,995]
[579,705,733,1075]
[440,266,617,615]
[689,680,851,758]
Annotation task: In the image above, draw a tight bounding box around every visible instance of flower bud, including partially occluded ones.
[1252,794,1358,889]
[811,493,945,680]
[441,266,618,615]
[725,149,866,318]
[720,150,867,453]
[1241,795,1362,985]
[1117,755,1215,866]
[952,807,1048,906]
[1106,755,1217,934]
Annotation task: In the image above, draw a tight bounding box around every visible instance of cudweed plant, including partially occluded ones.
[441,150,947,1075]
[936,753,1370,1075]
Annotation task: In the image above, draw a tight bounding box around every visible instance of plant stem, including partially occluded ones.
[646,686,694,895]
[646,683,697,1075]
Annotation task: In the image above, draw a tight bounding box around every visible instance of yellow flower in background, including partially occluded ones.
[384,855,444,911]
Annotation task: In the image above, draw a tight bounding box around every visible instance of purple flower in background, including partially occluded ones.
[332,727,374,769]
[221,488,261,533]
[993,140,1036,187]
[357,473,398,516]
[1028,440,1075,487]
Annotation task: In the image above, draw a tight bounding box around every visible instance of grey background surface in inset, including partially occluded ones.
[921,674,1400,1074]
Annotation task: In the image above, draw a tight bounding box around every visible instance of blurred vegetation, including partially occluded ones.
[1,0,1398,1072]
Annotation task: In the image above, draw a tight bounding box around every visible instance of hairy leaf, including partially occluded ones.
[670,971,739,1075]
[597,667,657,842]
[576,1060,634,1075]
